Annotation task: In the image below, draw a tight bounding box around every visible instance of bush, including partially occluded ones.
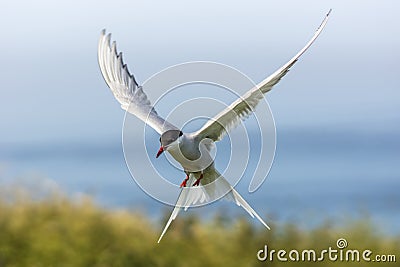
[0,189,398,267]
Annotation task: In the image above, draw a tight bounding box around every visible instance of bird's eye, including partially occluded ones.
[179,131,183,137]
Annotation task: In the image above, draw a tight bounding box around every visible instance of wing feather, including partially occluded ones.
[98,30,178,134]
[195,10,331,141]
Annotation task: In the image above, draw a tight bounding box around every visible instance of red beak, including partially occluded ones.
[156,146,164,158]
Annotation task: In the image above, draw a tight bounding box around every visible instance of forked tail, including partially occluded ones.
[157,170,269,243]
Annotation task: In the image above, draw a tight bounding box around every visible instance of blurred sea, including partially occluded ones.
[1,128,399,233]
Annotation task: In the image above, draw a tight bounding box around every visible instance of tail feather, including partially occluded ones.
[157,169,269,243]
[202,170,270,230]
[230,187,270,229]
[158,174,207,243]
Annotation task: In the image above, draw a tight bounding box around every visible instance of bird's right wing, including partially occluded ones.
[195,10,331,142]
[98,30,178,135]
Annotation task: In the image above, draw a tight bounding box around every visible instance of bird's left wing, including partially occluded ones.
[195,10,331,142]
[98,30,178,134]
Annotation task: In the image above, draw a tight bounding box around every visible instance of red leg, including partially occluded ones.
[192,174,203,186]
[180,174,189,188]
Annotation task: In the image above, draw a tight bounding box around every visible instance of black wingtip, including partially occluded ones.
[100,29,107,37]
[327,8,332,16]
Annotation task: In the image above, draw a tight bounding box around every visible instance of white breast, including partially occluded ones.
[166,137,214,173]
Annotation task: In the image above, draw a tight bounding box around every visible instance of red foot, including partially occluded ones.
[180,175,189,188]
[192,174,203,186]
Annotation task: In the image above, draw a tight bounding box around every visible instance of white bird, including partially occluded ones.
[98,10,331,243]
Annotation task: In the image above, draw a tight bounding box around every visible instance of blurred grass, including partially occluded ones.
[0,187,398,267]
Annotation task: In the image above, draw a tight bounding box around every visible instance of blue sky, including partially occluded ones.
[0,0,399,145]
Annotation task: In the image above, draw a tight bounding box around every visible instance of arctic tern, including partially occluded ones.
[98,10,331,243]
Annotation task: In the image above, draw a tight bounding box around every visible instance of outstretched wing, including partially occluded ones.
[195,10,331,141]
[98,30,178,134]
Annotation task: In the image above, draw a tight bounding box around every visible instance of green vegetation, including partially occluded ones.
[0,189,398,267]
